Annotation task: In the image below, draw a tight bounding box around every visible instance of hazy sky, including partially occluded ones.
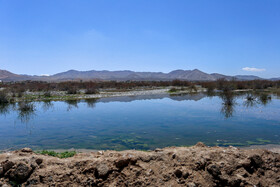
[0,0,279,78]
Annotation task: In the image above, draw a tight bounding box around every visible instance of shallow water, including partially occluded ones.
[0,93,280,151]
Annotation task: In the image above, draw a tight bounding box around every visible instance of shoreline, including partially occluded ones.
[5,87,260,103]
[1,143,279,154]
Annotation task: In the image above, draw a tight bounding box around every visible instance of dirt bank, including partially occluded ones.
[0,143,280,186]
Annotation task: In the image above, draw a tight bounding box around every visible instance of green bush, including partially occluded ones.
[168,88,178,93]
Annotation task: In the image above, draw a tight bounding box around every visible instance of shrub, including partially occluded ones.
[190,84,197,92]
[85,87,98,94]
[17,91,24,98]
[66,88,78,94]
[43,91,51,97]
[0,91,9,104]
[168,88,178,93]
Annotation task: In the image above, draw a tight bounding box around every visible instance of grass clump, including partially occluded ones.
[37,150,76,158]
[168,88,179,93]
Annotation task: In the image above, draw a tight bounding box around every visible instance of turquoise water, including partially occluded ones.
[0,93,280,151]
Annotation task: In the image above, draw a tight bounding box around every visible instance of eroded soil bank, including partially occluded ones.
[0,143,280,187]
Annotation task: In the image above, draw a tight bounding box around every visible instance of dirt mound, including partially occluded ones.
[1,143,280,186]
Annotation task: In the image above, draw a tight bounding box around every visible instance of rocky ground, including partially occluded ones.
[0,143,280,187]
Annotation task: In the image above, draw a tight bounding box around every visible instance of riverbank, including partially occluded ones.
[7,87,206,102]
[0,143,279,186]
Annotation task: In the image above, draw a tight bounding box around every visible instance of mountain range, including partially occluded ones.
[0,69,278,82]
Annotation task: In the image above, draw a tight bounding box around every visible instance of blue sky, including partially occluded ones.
[0,0,279,78]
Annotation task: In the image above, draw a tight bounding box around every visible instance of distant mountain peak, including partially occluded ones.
[0,68,274,82]
[192,68,201,72]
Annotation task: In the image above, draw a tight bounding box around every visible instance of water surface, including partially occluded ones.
[0,93,280,151]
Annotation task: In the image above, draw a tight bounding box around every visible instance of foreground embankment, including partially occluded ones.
[0,143,280,186]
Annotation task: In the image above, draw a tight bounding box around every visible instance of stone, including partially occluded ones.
[21,148,33,153]
[35,158,43,165]
[174,169,182,178]
[1,160,15,173]
[250,155,263,168]
[9,163,32,183]
[96,164,109,178]
[207,164,221,177]
[115,158,130,169]
[0,166,3,176]
[187,182,196,187]
[195,142,206,147]
[182,170,190,179]
[154,148,163,152]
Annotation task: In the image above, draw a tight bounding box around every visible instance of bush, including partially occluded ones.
[0,91,9,104]
[85,88,98,94]
[66,88,78,94]
[168,88,178,93]
[190,84,197,92]
[44,91,51,97]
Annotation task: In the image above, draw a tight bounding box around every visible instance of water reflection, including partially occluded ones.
[42,100,54,111]
[219,91,236,118]
[0,92,279,150]
[65,100,79,111]
[0,103,12,116]
[258,93,272,106]
[0,92,277,121]
[85,98,97,109]
[243,94,258,108]
[17,102,36,123]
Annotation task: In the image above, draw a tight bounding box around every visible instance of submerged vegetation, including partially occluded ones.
[36,150,76,158]
[17,102,36,123]
[220,91,236,118]
[0,91,279,150]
